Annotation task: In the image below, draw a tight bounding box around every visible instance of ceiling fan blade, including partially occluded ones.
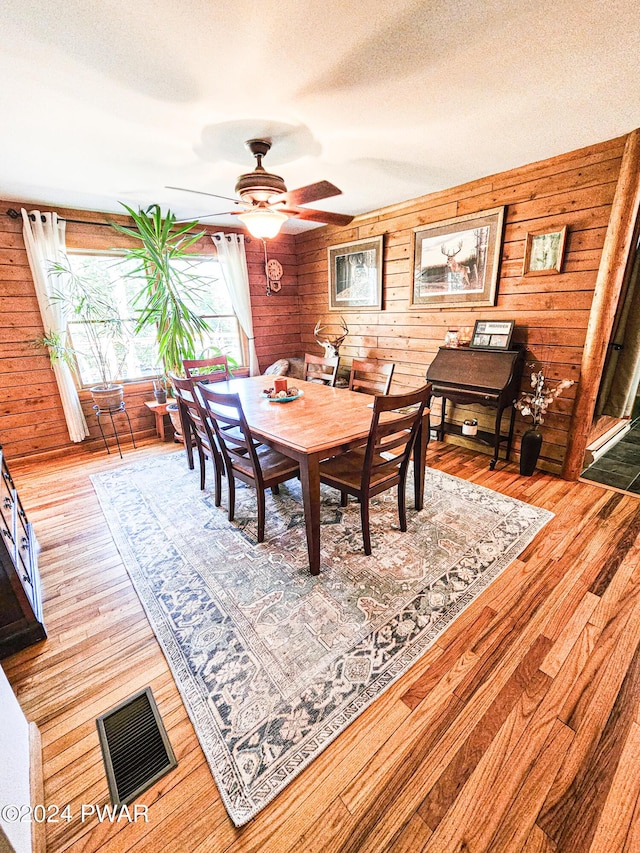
[282,207,354,225]
[175,210,239,223]
[271,180,342,207]
[165,185,249,206]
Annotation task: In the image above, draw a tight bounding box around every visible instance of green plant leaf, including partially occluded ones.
[113,204,211,375]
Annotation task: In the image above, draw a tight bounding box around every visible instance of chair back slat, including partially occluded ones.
[304,353,339,386]
[363,384,432,488]
[170,374,216,452]
[197,384,263,480]
[349,359,395,396]
[183,356,231,382]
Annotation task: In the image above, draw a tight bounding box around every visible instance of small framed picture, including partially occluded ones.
[327,236,383,311]
[470,320,515,350]
[523,226,567,276]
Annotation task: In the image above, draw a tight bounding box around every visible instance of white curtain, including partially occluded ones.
[21,209,89,442]
[212,233,259,376]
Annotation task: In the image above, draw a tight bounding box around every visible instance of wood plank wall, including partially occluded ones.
[294,135,627,474]
[0,202,300,460]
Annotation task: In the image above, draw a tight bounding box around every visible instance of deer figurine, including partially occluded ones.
[313,316,349,358]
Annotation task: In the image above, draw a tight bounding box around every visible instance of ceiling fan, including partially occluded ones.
[167,138,354,238]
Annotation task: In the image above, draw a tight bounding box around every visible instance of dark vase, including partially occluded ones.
[520,426,543,476]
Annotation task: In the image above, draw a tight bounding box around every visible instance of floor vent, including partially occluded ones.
[96,687,177,805]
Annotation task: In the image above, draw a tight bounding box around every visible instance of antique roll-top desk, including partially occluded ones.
[426,346,525,469]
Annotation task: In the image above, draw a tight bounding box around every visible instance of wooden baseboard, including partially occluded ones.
[28,722,45,853]
[583,418,630,467]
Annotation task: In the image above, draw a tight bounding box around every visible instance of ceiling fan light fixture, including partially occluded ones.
[237,208,289,239]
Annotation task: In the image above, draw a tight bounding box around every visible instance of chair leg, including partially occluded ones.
[360,498,372,555]
[198,446,206,491]
[340,492,348,507]
[213,455,222,507]
[398,479,407,532]
[257,489,266,543]
[271,484,280,496]
[228,475,236,522]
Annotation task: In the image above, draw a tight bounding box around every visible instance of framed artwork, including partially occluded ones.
[328,236,383,311]
[523,225,567,275]
[469,319,515,350]
[410,207,505,309]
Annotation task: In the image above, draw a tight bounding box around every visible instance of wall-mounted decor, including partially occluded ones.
[523,225,567,276]
[410,207,505,309]
[328,236,383,311]
[469,319,515,350]
[261,254,284,296]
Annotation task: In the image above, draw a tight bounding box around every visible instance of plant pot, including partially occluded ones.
[519,426,543,476]
[154,390,167,404]
[167,402,183,443]
[90,384,124,411]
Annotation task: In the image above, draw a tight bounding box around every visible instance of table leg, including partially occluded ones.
[156,410,165,441]
[413,412,429,510]
[298,454,321,576]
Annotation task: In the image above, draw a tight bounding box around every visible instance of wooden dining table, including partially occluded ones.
[211,374,430,575]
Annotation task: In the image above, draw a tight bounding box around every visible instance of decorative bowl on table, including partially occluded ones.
[263,386,303,403]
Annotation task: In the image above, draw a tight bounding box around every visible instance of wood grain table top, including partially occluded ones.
[209,375,376,456]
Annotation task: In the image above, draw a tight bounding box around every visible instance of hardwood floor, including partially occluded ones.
[3,439,640,853]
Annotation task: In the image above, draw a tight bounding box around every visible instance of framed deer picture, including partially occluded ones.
[410,207,505,309]
[327,236,383,311]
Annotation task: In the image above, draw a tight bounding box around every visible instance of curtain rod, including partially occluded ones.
[6,207,251,240]
[7,208,114,228]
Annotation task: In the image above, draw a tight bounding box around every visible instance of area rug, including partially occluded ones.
[91,452,553,826]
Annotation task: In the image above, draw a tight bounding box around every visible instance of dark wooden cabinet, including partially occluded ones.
[0,445,46,658]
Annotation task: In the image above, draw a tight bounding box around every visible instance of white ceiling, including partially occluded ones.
[1,0,639,234]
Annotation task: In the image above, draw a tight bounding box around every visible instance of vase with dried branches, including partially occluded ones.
[516,368,574,475]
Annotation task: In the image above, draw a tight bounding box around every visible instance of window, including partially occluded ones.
[66,253,245,386]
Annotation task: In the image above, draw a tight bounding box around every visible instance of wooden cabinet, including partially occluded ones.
[0,446,46,658]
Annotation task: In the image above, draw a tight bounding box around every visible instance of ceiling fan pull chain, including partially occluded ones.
[262,239,272,296]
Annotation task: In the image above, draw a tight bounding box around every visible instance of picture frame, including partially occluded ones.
[410,207,505,309]
[469,319,515,350]
[327,236,383,311]
[523,225,567,276]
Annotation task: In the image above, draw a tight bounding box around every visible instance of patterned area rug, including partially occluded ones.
[91,452,553,826]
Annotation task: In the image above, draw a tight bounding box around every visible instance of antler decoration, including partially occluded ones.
[314,316,349,357]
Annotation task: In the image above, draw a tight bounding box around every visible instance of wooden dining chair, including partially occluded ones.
[197,384,300,543]
[303,353,339,386]
[319,383,432,555]
[183,356,231,382]
[170,375,223,504]
[177,357,233,465]
[348,359,395,396]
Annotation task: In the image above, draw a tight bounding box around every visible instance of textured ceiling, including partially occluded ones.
[1,0,639,233]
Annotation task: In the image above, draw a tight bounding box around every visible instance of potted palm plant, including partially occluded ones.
[112,204,212,375]
[35,261,130,409]
[112,204,221,437]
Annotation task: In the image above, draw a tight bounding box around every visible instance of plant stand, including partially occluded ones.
[144,399,176,441]
[93,403,136,458]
